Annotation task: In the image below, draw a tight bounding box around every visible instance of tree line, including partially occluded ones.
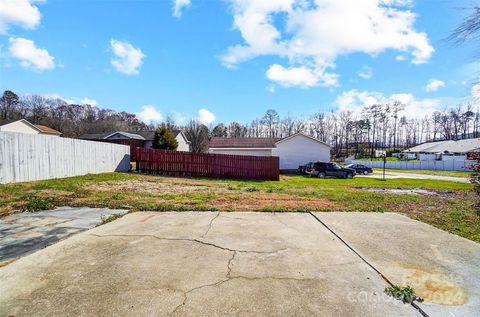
[209,103,479,158]
[0,90,150,137]
[1,90,478,156]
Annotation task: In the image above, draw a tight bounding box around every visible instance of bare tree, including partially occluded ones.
[184,120,209,153]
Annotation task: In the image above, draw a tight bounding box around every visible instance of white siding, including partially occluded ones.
[272,135,330,170]
[176,134,190,152]
[0,121,39,134]
[209,149,273,156]
[0,132,130,184]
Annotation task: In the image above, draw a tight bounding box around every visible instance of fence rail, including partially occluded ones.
[134,148,279,181]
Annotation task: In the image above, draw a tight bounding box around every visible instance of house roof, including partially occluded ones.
[405,138,480,154]
[209,137,278,149]
[0,119,43,133]
[79,129,185,141]
[35,124,62,135]
[209,133,331,149]
[104,131,145,140]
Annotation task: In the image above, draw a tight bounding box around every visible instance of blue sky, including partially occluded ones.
[0,0,479,125]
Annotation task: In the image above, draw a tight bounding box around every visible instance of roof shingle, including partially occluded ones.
[209,137,278,149]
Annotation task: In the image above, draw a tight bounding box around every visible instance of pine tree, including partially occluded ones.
[153,125,178,150]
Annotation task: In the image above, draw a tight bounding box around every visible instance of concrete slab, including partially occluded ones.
[0,212,418,317]
[358,171,469,183]
[314,212,480,317]
[0,207,127,263]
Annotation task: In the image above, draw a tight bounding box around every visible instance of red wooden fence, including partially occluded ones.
[134,148,279,181]
[103,139,144,161]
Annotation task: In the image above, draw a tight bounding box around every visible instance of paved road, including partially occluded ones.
[358,170,470,183]
[1,211,478,316]
[0,207,127,265]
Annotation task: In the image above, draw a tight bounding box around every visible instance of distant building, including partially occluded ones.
[403,138,480,161]
[208,133,331,171]
[79,130,191,151]
[0,119,61,136]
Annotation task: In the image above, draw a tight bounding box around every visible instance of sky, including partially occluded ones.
[0,0,479,125]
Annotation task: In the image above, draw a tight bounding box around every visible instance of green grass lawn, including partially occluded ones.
[0,173,478,242]
[382,168,472,178]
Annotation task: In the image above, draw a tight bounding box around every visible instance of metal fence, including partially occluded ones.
[0,132,130,184]
[135,148,280,181]
[346,158,474,171]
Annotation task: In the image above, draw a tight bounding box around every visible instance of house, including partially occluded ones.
[208,133,331,171]
[79,130,191,151]
[0,119,61,136]
[403,138,480,161]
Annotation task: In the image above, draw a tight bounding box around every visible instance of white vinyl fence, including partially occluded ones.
[0,132,130,184]
[346,158,474,171]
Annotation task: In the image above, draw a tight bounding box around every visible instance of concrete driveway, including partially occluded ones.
[1,212,479,317]
[358,170,470,183]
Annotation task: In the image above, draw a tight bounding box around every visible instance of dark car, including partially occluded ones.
[298,162,314,174]
[346,164,373,175]
[307,162,356,179]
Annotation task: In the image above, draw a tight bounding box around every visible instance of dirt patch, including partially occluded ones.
[89,180,210,194]
[211,192,335,211]
[361,187,452,196]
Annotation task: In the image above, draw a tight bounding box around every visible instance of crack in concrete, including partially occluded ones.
[202,212,220,237]
[307,212,429,317]
[89,232,313,316]
[168,248,313,316]
[88,233,290,254]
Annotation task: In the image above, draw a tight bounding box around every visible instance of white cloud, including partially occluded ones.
[43,94,97,105]
[8,37,55,71]
[173,0,191,18]
[425,79,446,92]
[266,84,276,93]
[137,105,163,123]
[0,0,43,34]
[110,39,145,75]
[266,64,336,88]
[335,89,440,118]
[472,84,480,105]
[357,66,373,79]
[198,108,215,124]
[80,98,97,106]
[222,0,434,88]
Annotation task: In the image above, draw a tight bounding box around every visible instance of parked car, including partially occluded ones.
[345,163,373,175]
[307,162,356,179]
[298,162,314,174]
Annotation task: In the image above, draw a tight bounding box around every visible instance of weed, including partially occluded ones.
[24,196,55,212]
[111,192,122,200]
[385,285,423,304]
[99,213,124,225]
[245,186,258,192]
